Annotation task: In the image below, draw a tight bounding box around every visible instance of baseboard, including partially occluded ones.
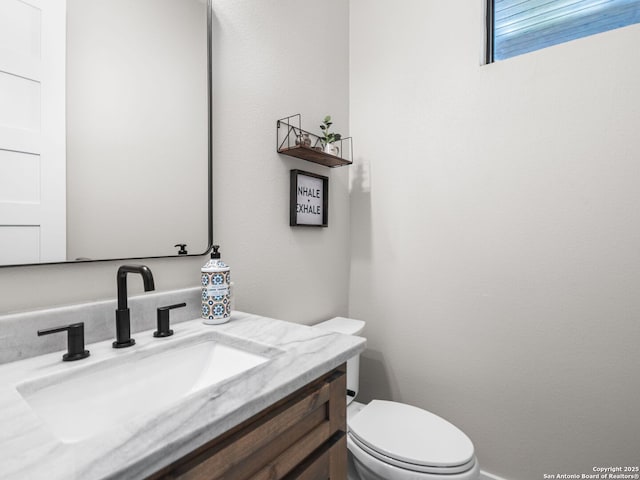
[480,470,510,480]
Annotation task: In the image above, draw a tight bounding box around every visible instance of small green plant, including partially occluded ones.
[319,115,342,145]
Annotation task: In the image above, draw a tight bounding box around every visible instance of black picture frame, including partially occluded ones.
[290,169,328,227]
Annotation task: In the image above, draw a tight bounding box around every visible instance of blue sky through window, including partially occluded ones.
[493,0,640,60]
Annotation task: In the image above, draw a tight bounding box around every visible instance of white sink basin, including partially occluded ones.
[16,333,272,443]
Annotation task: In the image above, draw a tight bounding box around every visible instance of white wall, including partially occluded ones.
[349,1,640,479]
[0,0,351,326]
[211,0,350,322]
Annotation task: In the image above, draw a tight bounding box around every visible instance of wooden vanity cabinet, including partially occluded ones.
[147,364,347,480]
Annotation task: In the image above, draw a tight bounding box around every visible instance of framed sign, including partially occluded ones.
[290,169,328,227]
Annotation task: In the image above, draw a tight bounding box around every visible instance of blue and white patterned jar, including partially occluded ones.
[201,246,231,325]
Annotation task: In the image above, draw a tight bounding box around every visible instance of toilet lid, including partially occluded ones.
[348,400,475,469]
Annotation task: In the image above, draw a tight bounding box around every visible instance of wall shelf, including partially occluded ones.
[277,114,352,168]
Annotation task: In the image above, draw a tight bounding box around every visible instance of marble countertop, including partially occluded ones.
[0,311,366,480]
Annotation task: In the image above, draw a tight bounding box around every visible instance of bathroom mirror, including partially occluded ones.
[0,0,212,267]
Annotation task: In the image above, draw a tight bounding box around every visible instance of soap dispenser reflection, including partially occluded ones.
[201,245,231,324]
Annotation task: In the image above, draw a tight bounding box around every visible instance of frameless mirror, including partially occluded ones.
[0,0,212,267]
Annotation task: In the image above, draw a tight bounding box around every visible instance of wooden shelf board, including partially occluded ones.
[278,145,352,168]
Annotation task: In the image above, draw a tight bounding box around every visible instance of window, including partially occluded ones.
[487,0,640,62]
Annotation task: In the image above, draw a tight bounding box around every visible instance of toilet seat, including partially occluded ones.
[348,400,476,475]
[348,435,480,480]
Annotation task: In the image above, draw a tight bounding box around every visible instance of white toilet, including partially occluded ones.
[314,317,480,480]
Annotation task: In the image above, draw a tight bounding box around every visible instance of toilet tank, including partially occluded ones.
[313,317,365,405]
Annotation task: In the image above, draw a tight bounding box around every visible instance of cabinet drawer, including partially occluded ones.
[285,431,347,480]
[149,364,347,480]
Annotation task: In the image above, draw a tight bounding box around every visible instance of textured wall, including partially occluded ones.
[348,1,640,479]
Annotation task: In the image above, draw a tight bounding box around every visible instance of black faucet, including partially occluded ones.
[154,303,187,337]
[38,323,90,361]
[113,265,155,348]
